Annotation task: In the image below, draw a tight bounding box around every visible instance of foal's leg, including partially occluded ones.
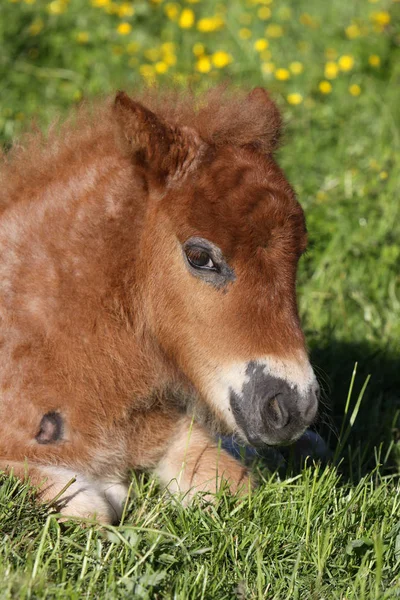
[0,461,128,523]
[154,418,250,502]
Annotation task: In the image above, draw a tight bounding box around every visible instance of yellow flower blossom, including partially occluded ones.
[164,3,179,21]
[91,0,109,6]
[155,61,168,74]
[275,68,290,81]
[47,1,66,14]
[24,0,36,4]
[254,39,268,52]
[186,0,199,3]
[127,41,140,53]
[179,8,195,29]
[261,62,275,74]
[212,51,232,68]
[192,43,205,56]
[345,23,361,39]
[118,3,135,18]
[117,22,132,35]
[139,65,155,82]
[239,28,252,40]
[325,62,339,79]
[299,13,319,29]
[349,84,361,96]
[287,93,303,105]
[105,2,118,14]
[338,55,354,72]
[260,49,272,61]
[258,7,271,20]
[370,11,391,26]
[319,80,332,94]
[28,18,44,35]
[76,31,89,43]
[144,48,160,61]
[379,171,388,180]
[196,56,212,73]
[369,54,381,67]
[265,24,283,38]
[197,16,224,32]
[161,42,175,54]
[289,61,304,75]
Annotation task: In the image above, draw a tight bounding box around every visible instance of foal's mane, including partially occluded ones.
[0,86,281,214]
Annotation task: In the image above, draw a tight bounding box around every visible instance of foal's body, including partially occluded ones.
[0,88,318,522]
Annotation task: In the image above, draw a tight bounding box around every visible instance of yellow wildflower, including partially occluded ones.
[186,0,199,3]
[24,0,36,4]
[118,3,134,17]
[155,61,168,74]
[319,80,332,94]
[161,42,175,54]
[325,62,339,79]
[345,23,361,39]
[164,53,176,66]
[379,171,388,180]
[299,13,319,29]
[265,24,283,38]
[117,22,132,35]
[47,1,66,14]
[139,65,155,82]
[261,62,275,75]
[239,28,252,40]
[349,84,361,96]
[144,48,160,61]
[192,43,205,56]
[127,41,140,53]
[287,93,303,105]
[164,3,179,21]
[370,11,391,26]
[212,51,232,68]
[254,39,268,52]
[179,8,195,29]
[196,56,212,73]
[289,61,304,75]
[91,0,109,6]
[369,54,381,67]
[275,68,290,81]
[258,7,271,20]
[338,55,354,72]
[76,31,89,43]
[28,18,44,35]
[197,16,224,32]
[105,2,118,14]
[260,50,272,61]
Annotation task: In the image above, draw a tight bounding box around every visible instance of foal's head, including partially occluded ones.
[115,88,319,447]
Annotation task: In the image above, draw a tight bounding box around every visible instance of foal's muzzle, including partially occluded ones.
[229,362,319,447]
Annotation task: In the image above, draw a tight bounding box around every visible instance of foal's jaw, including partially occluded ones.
[204,354,318,447]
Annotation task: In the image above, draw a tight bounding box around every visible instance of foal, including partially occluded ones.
[0,88,319,522]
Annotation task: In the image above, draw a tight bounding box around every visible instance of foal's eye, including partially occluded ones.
[185,247,216,270]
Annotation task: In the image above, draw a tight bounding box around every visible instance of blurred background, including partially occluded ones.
[1,0,399,473]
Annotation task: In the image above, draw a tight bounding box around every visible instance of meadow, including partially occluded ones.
[0,0,399,597]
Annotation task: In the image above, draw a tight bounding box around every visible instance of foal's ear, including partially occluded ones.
[114,91,200,181]
[246,87,282,152]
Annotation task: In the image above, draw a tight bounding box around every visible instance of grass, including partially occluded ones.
[0,0,399,597]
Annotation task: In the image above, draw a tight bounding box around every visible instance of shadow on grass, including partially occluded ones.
[309,339,400,479]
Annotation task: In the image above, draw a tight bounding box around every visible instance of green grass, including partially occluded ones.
[1,0,399,597]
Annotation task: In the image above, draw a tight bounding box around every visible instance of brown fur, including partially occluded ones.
[0,87,311,522]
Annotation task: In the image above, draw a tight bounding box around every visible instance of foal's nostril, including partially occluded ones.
[266,395,289,430]
[303,386,319,423]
